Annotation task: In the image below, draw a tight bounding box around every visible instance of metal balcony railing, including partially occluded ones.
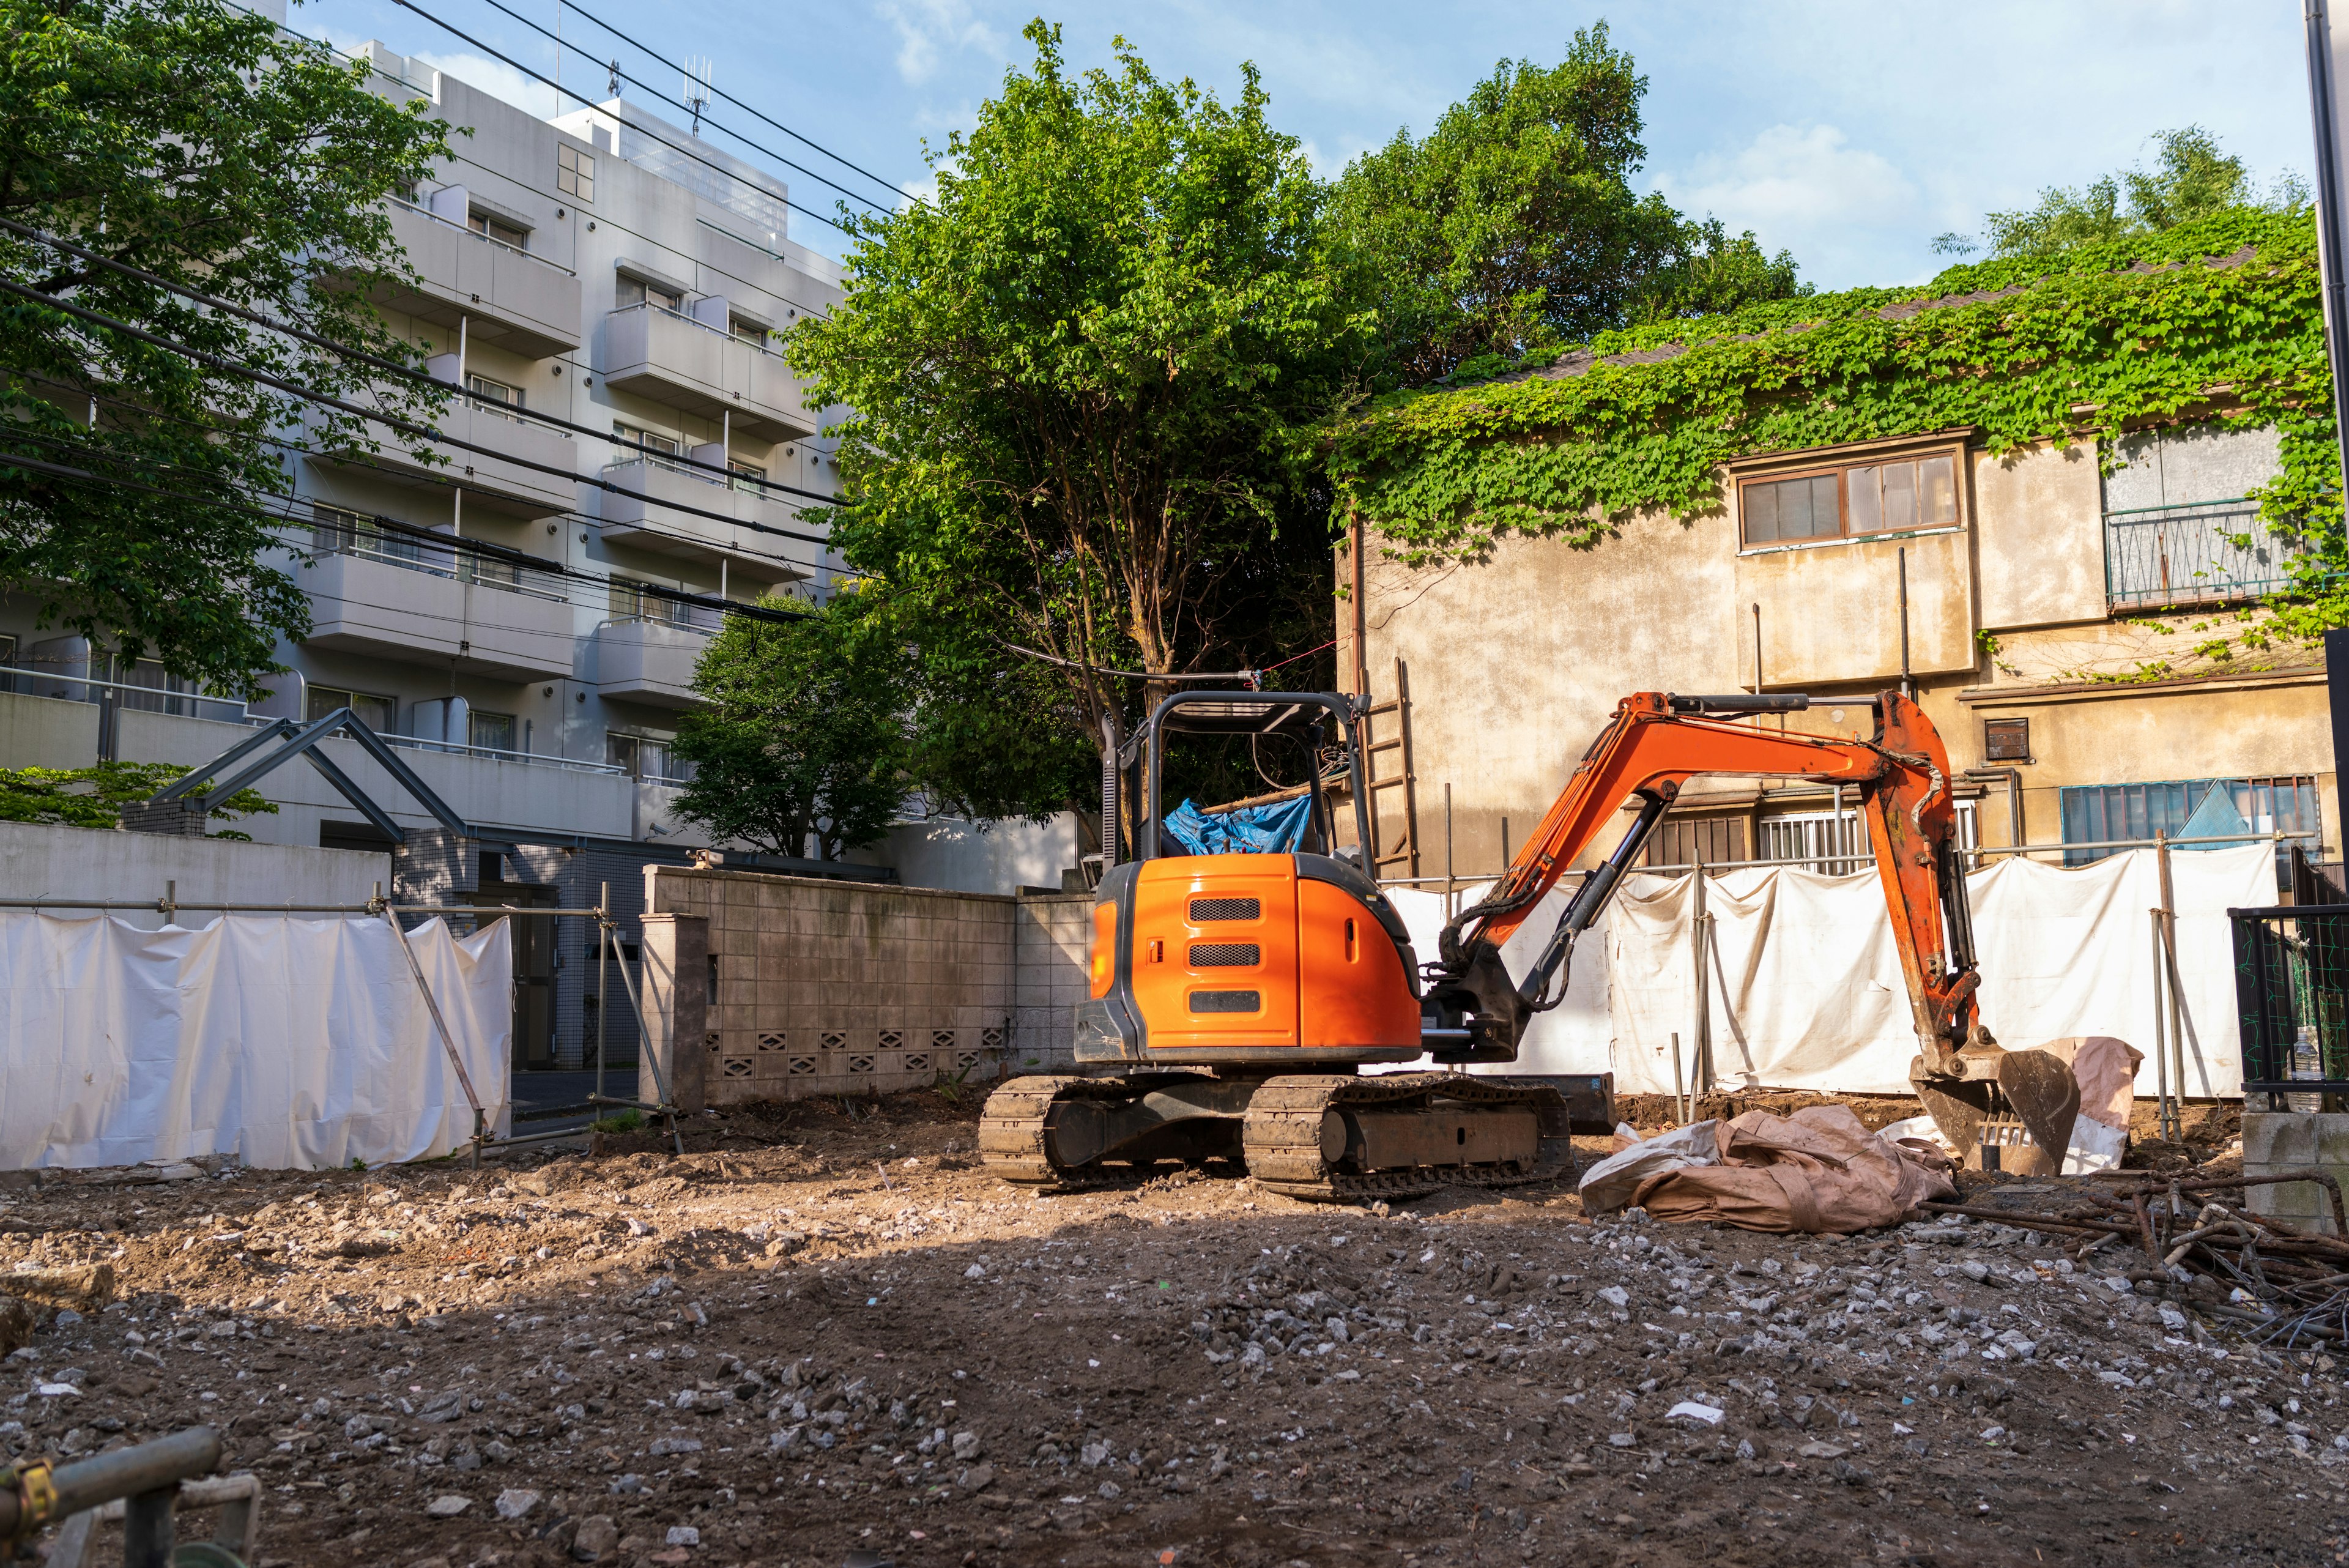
[2104,498,2309,611]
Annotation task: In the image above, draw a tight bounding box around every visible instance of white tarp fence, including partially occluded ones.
[1388,842,2272,1100]
[0,913,511,1171]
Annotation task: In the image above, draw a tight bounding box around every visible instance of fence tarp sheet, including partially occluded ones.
[0,913,511,1170]
[1387,844,2269,1099]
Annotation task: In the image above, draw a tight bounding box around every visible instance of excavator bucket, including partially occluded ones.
[1910,1049,2083,1176]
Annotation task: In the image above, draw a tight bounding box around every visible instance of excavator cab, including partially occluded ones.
[1079,690,1425,1066]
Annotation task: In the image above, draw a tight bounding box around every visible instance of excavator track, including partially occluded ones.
[976,1076,1132,1191]
[979,1071,1572,1202]
[1241,1072,1572,1202]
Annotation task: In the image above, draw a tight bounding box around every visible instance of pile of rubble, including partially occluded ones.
[0,1096,2340,1567]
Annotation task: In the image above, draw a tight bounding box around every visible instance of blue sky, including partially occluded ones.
[303,0,2315,292]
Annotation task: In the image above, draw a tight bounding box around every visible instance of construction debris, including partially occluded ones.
[1579,1105,1958,1233]
[1920,1169,2349,1351]
[0,1093,2341,1566]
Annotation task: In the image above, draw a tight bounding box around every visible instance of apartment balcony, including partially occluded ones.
[372,201,582,359]
[2104,498,2310,611]
[299,544,577,682]
[598,458,815,578]
[313,398,580,519]
[595,617,713,709]
[601,302,817,440]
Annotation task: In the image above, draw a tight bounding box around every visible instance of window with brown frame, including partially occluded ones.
[1740,451,1960,548]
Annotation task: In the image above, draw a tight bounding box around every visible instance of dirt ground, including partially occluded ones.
[0,1087,2340,1568]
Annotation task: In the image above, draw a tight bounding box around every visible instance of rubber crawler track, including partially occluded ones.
[978,1071,1570,1203]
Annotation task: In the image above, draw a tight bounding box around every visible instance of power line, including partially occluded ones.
[1,212,845,511]
[0,435,816,620]
[554,0,911,210]
[387,0,870,243]
[467,0,904,218]
[0,272,850,556]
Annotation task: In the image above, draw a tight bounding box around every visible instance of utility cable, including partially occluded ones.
[0,273,846,552]
[387,0,866,242]
[0,437,812,622]
[2,214,843,506]
[553,0,911,208]
[468,0,901,218]
[25,382,857,583]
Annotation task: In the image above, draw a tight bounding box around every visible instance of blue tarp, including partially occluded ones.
[1162,795,1315,856]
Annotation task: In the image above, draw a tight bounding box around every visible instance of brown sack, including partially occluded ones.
[1631,1104,1957,1234]
[2035,1037,2142,1134]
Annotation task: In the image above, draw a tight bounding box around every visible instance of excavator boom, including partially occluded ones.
[1427,690,1977,1068]
[1426,689,2076,1172]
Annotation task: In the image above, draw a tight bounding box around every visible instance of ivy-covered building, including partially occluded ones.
[1329,212,2339,880]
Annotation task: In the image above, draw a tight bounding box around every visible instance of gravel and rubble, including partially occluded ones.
[0,1090,2342,1568]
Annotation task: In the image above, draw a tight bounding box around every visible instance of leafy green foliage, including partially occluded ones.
[789,22,1356,806]
[0,760,276,834]
[1330,209,2332,576]
[0,0,450,698]
[669,596,909,861]
[1933,126,2306,259]
[1327,27,1808,385]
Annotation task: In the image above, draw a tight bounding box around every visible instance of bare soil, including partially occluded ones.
[0,1087,2341,1568]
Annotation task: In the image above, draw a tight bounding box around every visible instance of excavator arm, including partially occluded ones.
[1425,690,1982,1073]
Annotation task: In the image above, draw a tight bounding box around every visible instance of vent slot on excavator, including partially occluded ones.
[1190,897,1260,921]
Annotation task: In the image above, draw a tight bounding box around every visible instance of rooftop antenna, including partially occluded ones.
[683,56,713,138]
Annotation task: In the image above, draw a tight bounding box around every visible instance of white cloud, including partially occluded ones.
[1653,123,1931,284]
[875,0,1000,87]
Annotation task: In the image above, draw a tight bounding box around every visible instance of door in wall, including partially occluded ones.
[473,881,558,1069]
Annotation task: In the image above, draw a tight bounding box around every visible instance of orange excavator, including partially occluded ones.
[979,688,2080,1200]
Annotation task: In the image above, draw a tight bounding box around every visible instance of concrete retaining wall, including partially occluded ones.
[0,819,389,929]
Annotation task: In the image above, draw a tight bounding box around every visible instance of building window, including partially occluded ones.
[611,422,688,475]
[1642,815,1747,869]
[2059,776,2320,870]
[310,502,423,567]
[557,144,595,202]
[469,710,517,752]
[466,373,521,418]
[729,316,766,345]
[617,275,683,312]
[469,210,528,250]
[727,459,766,489]
[1740,451,1960,548]
[305,685,398,734]
[608,576,691,626]
[1983,718,2031,763]
[607,732,692,782]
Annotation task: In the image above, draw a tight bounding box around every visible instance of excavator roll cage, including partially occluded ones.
[1423,690,1984,1072]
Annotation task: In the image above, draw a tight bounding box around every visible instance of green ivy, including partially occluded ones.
[1327,210,2340,655]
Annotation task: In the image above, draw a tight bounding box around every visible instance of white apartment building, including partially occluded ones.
[0,38,1077,1069]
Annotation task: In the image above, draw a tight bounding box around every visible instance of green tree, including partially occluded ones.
[1933,125,2307,259]
[0,760,275,836]
[669,598,909,861]
[0,0,450,698]
[1628,217,1810,325]
[788,22,1357,813]
[1327,26,1802,384]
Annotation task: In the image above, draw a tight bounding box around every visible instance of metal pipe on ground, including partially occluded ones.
[0,1427,219,1544]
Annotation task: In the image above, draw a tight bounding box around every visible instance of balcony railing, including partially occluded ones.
[388,197,577,276]
[2104,498,2309,611]
[306,513,572,605]
[616,298,785,358]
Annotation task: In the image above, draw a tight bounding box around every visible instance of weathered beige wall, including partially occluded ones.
[1351,425,2335,877]
[642,868,1093,1102]
[1735,525,1974,685]
[1356,505,1742,877]
[1972,440,2105,630]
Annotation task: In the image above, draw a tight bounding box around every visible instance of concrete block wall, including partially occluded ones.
[2243,1110,2349,1236]
[645,866,1093,1102]
[1012,894,1094,1073]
